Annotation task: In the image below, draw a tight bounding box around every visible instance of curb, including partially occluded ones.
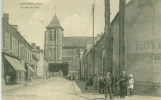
[2,79,54,92]
[72,81,94,100]
[73,81,81,94]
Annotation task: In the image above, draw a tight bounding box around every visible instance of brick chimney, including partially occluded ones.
[40,49,44,54]
[31,43,36,49]
[11,25,18,31]
[36,46,40,51]
[3,13,9,23]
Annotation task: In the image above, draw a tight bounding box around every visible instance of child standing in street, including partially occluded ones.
[128,74,134,96]
[85,78,89,90]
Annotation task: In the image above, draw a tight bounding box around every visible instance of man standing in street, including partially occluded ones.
[104,72,113,100]
[119,69,128,99]
[98,74,104,93]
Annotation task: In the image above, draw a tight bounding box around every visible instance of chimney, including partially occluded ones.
[11,25,18,31]
[31,43,36,49]
[40,49,44,54]
[3,13,9,23]
[36,46,40,50]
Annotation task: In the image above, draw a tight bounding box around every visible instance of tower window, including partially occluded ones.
[49,31,52,41]
[54,30,56,40]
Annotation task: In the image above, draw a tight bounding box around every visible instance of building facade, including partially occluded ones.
[2,13,35,84]
[44,14,98,76]
[80,0,161,95]
[44,14,63,64]
[68,58,79,79]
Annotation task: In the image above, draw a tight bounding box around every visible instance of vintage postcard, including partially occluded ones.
[1,0,161,100]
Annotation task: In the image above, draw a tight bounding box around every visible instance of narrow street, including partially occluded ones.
[2,77,88,100]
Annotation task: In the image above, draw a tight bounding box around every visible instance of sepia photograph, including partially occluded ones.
[1,0,161,100]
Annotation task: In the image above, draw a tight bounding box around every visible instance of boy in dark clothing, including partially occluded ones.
[119,69,128,99]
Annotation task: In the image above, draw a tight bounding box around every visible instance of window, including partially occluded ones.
[49,31,52,41]
[48,48,52,60]
[6,32,10,50]
[13,39,15,53]
[53,48,56,60]
[15,40,18,56]
[10,35,12,51]
[153,53,161,83]
[74,66,77,71]
[3,30,5,48]
[54,30,56,40]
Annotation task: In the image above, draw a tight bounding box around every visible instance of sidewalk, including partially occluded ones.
[2,77,54,92]
[74,80,161,100]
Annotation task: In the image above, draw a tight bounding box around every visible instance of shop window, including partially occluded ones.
[153,53,161,83]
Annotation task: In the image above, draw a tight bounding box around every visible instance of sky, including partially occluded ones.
[2,0,130,49]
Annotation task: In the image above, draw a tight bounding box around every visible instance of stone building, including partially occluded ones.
[44,14,98,76]
[68,57,79,79]
[44,15,63,64]
[2,13,35,84]
[81,0,161,95]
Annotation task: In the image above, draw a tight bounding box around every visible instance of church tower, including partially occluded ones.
[44,14,64,63]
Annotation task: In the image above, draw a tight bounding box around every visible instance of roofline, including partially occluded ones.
[63,36,97,38]
[111,0,133,26]
[2,18,33,49]
[46,26,64,30]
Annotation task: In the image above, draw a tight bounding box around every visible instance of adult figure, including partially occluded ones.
[10,72,14,85]
[104,72,113,100]
[98,74,104,93]
[88,75,93,89]
[24,75,28,87]
[119,69,128,99]
[6,74,11,85]
[70,74,73,81]
[93,74,97,90]
[85,77,89,90]
[73,74,75,80]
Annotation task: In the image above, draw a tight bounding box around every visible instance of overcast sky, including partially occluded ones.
[2,0,130,49]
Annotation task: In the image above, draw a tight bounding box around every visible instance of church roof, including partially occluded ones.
[63,37,98,47]
[46,15,63,29]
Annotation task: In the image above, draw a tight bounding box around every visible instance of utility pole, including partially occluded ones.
[54,30,56,76]
[92,5,95,76]
[78,38,81,80]
[104,0,111,76]
[119,0,126,75]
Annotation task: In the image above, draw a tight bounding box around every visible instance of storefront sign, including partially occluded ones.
[135,39,161,50]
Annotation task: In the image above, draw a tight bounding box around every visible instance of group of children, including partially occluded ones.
[85,73,134,96]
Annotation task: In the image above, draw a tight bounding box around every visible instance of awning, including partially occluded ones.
[26,64,35,72]
[5,55,26,72]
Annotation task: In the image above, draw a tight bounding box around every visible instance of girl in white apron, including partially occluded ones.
[128,74,134,96]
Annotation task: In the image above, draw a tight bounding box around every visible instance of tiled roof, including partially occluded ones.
[63,37,98,47]
[46,15,62,29]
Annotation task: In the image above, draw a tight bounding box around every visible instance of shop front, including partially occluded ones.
[3,55,26,85]
[25,64,35,81]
